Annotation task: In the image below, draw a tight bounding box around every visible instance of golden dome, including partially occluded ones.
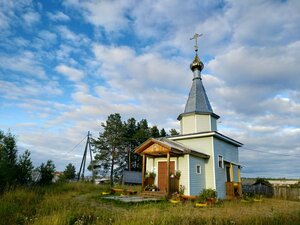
[190,53,204,72]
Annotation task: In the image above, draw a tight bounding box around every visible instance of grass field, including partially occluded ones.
[0,182,300,225]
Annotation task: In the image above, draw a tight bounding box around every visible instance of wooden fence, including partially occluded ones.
[273,186,300,201]
[242,184,273,197]
[243,185,300,201]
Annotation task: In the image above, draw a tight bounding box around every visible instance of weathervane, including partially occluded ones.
[190,33,203,52]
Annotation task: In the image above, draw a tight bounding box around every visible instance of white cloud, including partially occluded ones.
[0,79,62,100]
[64,0,133,32]
[0,51,47,79]
[225,0,300,47]
[56,26,91,48]
[55,64,85,82]
[57,26,78,42]
[92,44,189,92]
[47,11,70,22]
[22,11,40,26]
[0,10,10,29]
[38,30,57,43]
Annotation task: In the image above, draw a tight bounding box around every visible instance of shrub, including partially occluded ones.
[198,188,217,203]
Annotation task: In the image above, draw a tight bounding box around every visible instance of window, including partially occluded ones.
[196,165,201,174]
[218,155,224,168]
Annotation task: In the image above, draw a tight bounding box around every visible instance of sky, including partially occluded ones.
[0,0,300,178]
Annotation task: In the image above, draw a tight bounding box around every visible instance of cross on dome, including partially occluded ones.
[190,33,203,52]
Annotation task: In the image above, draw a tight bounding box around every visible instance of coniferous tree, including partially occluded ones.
[92,115,173,176]
[150,125,160,138]
[132,119,151,171]
[63,163,76,180]
[135,119,151,143]
[124,118,138,171]
[16,150,34,185]
[0,130,18,191]
[169,128,179,136]
[39,160,55,185]
[93,113,126,186]
[160,128,167,137]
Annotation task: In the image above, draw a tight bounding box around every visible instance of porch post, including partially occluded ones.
[230,163,233,182]
[141,154,146,191]
[238,166,241,182]
[166,152,170,195]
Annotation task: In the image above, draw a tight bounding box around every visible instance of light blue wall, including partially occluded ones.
[213,138,239,199]
[189,155,206,196]
[175,137,215,189]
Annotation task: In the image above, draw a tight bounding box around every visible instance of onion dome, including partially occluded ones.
[190,53,204,72]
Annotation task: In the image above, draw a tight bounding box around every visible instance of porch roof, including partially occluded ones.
[134,137,210,159]
[224,160,242,167]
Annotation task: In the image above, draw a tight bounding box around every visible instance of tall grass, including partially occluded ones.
[0,182,299,225]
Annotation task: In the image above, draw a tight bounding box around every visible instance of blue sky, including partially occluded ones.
[1,0,300,178]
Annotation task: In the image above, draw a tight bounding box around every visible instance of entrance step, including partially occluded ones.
[141,191,167,199]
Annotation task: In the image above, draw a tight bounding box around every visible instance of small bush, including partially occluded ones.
[198,188,217,203]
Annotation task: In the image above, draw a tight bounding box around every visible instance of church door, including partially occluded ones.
[158,161,175,192]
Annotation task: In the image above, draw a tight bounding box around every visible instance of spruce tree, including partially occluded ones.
[39,160,55,185]
[63,163,76,180]
[160,128,167,137]
[16,150,34,185]
[150,125,160,138]
[0,130,18,191]
[124,118,138,171]
[169,128,179,136]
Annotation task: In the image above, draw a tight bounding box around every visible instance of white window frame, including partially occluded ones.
[218,155,224,168]
[196,164,201,174]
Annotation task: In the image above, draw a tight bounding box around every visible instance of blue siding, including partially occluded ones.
[189,155,206,196]
[213,138,239,199]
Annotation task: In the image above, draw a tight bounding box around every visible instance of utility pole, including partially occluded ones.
[77,131,95,182]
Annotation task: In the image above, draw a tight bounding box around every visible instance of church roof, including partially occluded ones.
[169,131,243,147]
[134,137,210,159]
[177,70,219,120]
[184,77,213,114]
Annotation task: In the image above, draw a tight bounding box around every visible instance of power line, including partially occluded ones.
[241,146,300,157]
[67,135,88,153]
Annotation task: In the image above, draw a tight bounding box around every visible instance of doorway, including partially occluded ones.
[226,166,231,182]
[158,161,175,192]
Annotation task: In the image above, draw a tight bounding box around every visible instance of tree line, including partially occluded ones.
[0,113,180,190]
[0,130,77,193]
[92,113,179,185]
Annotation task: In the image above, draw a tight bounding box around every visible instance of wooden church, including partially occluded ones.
[135,35,242,199]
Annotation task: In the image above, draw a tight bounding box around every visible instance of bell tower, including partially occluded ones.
[177,34,219,135]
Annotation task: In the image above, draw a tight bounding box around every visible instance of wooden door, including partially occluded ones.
[158,161,175,192]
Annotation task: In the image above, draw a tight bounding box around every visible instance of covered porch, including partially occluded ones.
[135,138,185,197]
[135,137,209,198]
[224,160,242,199]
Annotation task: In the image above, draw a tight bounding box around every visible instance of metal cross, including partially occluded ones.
[190,33,203,51]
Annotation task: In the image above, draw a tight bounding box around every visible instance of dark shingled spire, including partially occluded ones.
[178,52,219,120]
[184,76,213,114]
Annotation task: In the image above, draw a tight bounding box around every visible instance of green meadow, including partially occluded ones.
[0,182,299,225]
